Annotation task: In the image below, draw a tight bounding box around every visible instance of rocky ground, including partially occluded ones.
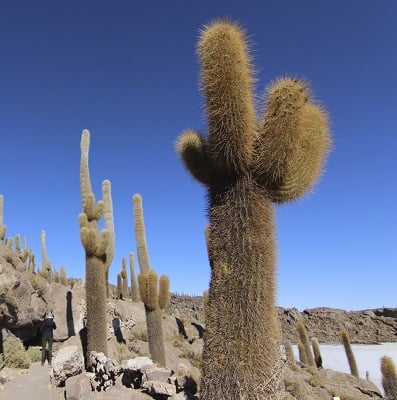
[1,240,396,399]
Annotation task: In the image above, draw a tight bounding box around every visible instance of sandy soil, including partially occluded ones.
[0,362,64,400]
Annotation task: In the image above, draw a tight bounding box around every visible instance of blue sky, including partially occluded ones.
[1,1,396,311]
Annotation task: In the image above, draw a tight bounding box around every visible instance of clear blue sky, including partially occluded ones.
[1,0,396,311]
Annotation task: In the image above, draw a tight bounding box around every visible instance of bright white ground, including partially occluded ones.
[292,342,397,395]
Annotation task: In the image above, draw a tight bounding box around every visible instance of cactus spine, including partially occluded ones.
[176,20,330,399]
[0,195,6,242]
[341,330,359,377]
[133,193,169,367]
[129,252,139,302]
[381,355,397,399]
[79,129,113,360]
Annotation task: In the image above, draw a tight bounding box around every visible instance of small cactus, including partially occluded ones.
[311,337,323,368]
[121,257,128,298]
[284,340,296,365]
[341,330,359,377]
[60,266,67,286]
[297,322,316,367]
[298,341,308,365]
[381,355,397,399]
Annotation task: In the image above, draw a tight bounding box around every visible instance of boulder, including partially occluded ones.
[50,345,84,387]
[142,380,177,397]
[65,373,93,400]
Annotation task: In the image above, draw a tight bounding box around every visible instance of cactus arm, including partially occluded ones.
[176,130,212,185]
[102,180,115,263]
[129,252,140,302]
[80,129,93,213]
[158,275,170,310]
[198,21,256,178]
[253,78,331,203]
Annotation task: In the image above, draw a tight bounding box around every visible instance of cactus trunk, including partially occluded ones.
[145,306,166,367]
[202,177,282,399]
[86,255,107,355]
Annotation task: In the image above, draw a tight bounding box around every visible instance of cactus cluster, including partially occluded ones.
[133,193,169,367]
[176,20,330,399]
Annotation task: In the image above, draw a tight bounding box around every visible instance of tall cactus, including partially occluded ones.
[79,129,113,360]
[40,230,52,281]
[117,273,123,299]
[0,195,6,242]
[133,193,169,367]
[121,257,128,298]
[176,21,330,399]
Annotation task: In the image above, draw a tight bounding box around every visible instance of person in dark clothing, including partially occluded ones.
[40,311,57,366]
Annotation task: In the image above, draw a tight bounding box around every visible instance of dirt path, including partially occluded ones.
[0,362,64,400]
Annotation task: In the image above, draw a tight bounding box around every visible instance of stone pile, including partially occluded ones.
[54,349,199,399]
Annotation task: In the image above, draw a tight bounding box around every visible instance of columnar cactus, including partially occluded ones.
[14,234,21,255]
[133,193,169,367]
[117,273,123,299]
[311,337,323,368]
[121,257,128,298]
[60,266,67,286]
[138,270,169,367]
[0,195,6,242]
[381,355,397,399]
[176,20,330,399]
[40,230,52,281]
[129,252,139,302]
[341,330,359,377]
[298,342,308,365]
[297,322,316,368]
[284,340,296,365]
[79,129,113,360]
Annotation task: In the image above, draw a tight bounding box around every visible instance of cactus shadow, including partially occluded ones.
[175,317,188,339]
[66,291,75,337]
[191,322,205,339]
[79,318,88,370]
